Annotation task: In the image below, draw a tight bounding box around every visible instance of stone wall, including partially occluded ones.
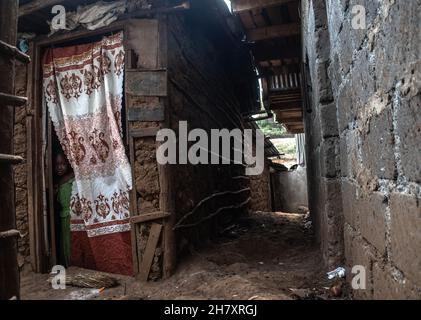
[301,0,344,269]
[302,0,420,298]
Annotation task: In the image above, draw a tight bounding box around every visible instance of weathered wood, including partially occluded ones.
[0,230,21,239]
[0,154,24,164]
[247,23,301,42]
[130,212,171,225]
[138,223,163,282]
[127,20,159,70]
[19,0,67,17]
[47,121,57,266]
[232,0,296,13]
[0,0,20,301]
[0,40,31,64]
[130,127,160,138]
[0,92,28,107]
[128,135,139,275]
[126,70,168,97]
[128,106,165,122]
[158,14,177,280]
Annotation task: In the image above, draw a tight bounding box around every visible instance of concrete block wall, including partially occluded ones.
[302,0,420,299]
[302,0,344,269]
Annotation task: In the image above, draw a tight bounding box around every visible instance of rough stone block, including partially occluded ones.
[340,129,359,179]
[341,180,358,228]
[357,191,388,255]
[344,224,374,299]
[390,192,421,286]
[320,137,341,178]
[373,262,420,300]
[396,95,421,183]
[337,81,354,132]
[320,103,339,138]
[361,107,396,180]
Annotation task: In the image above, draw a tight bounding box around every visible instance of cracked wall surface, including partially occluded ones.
[302,0,420,299]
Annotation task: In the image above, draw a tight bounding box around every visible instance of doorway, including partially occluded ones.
[36,29,134,276]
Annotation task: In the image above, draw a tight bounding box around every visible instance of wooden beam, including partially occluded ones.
[232,0,296,13]
[247,23,300,42]
[130,212,171,225]
[277,117,303,123]
[19,0,67,17]
[130,127,160,138]
[0,40,30,64]
[138,223,162,282]
[0,92,28,107]
[0,154,24,165]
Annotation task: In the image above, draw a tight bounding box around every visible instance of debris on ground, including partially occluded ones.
[22,212,347,300]
[327,267,346,280]
[48,273,119,289]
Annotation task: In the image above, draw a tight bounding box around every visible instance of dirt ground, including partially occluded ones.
[20,212,346,300]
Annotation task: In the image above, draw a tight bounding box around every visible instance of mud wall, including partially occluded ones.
[250,160,271,212]
[167,2,255,253]
[13,61,30,270]
[302,0,420,298]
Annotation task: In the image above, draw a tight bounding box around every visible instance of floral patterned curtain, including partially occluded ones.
[43,32,133,275]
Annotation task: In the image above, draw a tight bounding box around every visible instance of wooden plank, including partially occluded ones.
[138,223,162,282]
[0,92,27,107]
[157,15,176,280]
[0,40,31,63]
[0,154,24,164]
[126,70,167,97]
[128,135,139,275]
[0,0,20,300]
[247,23,300,41]
[128,106,165,122]
[130,212,171,225]
[127,20,159,69]
[130,127,160,138]
[19,0,67,17]
[232,0,296,13]
[47,121,57,266]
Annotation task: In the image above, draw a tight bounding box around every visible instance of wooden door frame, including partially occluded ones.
[28,21,131,273]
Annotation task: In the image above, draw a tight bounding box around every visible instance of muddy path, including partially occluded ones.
[21,212,343,300]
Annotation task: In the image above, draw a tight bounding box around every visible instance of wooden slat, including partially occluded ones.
[138,223,162,282]
[232,0,296,13]
[126,70,168,97]
[130,127,160,138]
[0,154,24,164]
[130,212,171,225]
[128,106,165,122]
[128,135,139,274]
[0,230,21,239]
[247,23,300,41]
[0,92,27,107]
[0,40,30,64]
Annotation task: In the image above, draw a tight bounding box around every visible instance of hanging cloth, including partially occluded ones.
[43,32,133,275]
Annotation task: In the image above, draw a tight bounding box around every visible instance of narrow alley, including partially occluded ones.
[0,0,419,304]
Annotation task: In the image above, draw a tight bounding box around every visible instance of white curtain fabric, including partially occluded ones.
[43,32,132,238]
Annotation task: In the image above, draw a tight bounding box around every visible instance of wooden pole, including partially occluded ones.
[0,0,20,300]
[157,14,177,279]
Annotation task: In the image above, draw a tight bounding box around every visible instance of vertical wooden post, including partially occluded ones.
[0,0,20,300]
[157,14,177,279]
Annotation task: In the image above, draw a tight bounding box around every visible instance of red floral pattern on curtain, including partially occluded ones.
[43,32,133,275]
